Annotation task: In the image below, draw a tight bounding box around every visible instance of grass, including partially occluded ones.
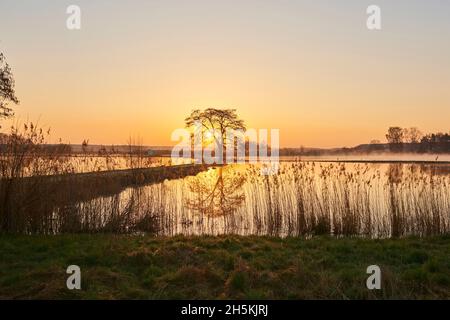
[0,234,449,299]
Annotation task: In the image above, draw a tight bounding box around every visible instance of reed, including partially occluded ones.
[1,124,449,238]
[145,162,449,238]
[0,123,162,234]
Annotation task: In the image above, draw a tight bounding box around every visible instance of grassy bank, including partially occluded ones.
[0,235,449,299]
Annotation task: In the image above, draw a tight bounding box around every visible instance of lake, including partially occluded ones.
[41,160,449,238]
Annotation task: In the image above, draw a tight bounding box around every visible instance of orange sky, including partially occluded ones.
[1,0,449,147]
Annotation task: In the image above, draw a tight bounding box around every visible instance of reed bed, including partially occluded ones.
[136,162,450,238]
[0,123,162,234]
[1,123,449,237]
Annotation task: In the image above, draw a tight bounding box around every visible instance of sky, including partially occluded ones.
[1,0,449,148]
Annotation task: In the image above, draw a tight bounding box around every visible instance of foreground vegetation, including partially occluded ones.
[0,235,449,299]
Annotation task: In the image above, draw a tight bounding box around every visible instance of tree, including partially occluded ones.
[185,108,246,140]
[404,127,422,143]
[185,108,246,161]
[385,127,404,152]
[0,52,19,120]
[385,127,404,144]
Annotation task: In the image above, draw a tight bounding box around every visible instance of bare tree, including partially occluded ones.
[385,127,404,144]
[0,52,19,120]
[185,108,246,161]
[185,108,246,140]
[386,127,404,152]
[404,127,422,143]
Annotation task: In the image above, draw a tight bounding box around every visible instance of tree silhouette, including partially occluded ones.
[185,108,246,162]
[385,127,404,144]
[386,127,404,152]
[404,127,422,143]
[185,108,246,141]
[0,52,19,120]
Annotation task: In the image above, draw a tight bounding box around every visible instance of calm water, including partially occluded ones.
[47,161,450,238]
[20,155,172,176]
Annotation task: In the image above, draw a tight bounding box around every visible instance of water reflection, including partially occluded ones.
[128,162,450,237]
[185,167,246,217]
[4,161,450,238]
[387,163,403,184]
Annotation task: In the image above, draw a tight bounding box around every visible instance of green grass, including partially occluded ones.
[0,234,449,299]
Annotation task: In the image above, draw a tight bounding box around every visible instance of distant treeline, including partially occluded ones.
[279,141,450,156]
[280,128,450,156]
[2,127,449,157]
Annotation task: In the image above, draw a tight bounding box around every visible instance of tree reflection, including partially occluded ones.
[186,166,246,217]
[387,163,403,184]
